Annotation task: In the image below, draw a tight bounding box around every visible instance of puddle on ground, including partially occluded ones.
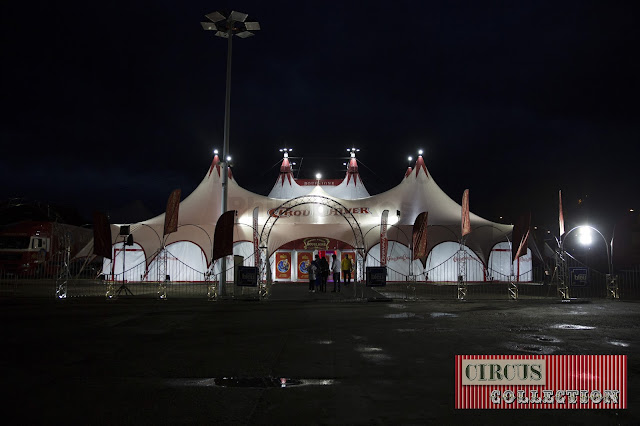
[356,346,383,353]
[357,346,391,363]
[388,304,407,309]
[550,324,596,330]
[167,377,335,388]
[526,335,562,343]
[384,313,417,319]
[361,353,392,362]
[608,340,630,348]
[567,311,588,315]
[430,312,458,318]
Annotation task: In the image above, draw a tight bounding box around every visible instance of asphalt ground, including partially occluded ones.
[1,283,638,425]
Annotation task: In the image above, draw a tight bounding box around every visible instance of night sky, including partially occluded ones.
[3,1,639,236]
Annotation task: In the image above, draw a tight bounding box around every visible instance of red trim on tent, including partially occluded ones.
[208,155,221,178]
[278,157,293,187]
[346,157,359,186]
[414,155,429,178]
[404,167,413,178]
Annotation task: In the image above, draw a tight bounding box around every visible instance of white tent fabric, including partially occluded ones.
[488,242,533,282]
[324,156,370,199]
[424,242,485,282]
[83,152,515,283]
[102,242,146,281]
[146,241,208,282]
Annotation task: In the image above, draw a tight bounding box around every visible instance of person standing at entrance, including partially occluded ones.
[313,254,322,292]
[342,255,352,285]
[308,258,317,292]
[319,255,329,293]
[331,254,341,292]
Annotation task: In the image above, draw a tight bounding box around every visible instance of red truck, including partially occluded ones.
[0,221,93,278]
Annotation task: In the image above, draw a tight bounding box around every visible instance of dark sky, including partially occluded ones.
[2,1,639,236]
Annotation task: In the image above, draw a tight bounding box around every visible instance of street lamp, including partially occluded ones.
[558,225,615,299]
[202,10,259,296]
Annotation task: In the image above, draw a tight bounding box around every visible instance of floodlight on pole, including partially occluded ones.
[408,156,412,162]
[577,227,593,246]
[279,147,292,158]
[418,149,423,155]
[213,149,219,154]
[560,224,613,279]
[315,173,322,180]
[202,10,259,297]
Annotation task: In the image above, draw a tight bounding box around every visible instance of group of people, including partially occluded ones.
[308,253,353,293]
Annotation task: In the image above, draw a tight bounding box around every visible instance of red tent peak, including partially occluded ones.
[404,166,413,178]
[208,154,221,178]
[346,157,360,186]
[280,157,292,173]
[414,155,429,178]
[277,155,294,187]
[347,157,358,173]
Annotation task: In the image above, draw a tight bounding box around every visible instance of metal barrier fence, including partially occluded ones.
[1,249,638,300]
[368,251,539,284]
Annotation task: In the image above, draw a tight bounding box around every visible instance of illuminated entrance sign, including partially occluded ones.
[268,206,371,218]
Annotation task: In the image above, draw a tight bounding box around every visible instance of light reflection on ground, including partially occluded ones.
[430,312,458,318]
[550,324,596,330]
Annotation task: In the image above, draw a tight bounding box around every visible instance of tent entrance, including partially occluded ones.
[259,195,365,298]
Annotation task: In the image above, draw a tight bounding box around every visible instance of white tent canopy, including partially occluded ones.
[81,151,516,282]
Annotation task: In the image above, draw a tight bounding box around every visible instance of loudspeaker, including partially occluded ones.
[126,234,134,246]
[119,225,130,235]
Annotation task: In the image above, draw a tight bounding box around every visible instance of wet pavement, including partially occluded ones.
[1,283,638,425]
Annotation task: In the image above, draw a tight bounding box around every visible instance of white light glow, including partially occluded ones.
[315,173,322,179]
[284,152,289,158]
[226,156,231,162]
[418,149,423,155]
[578,227,593,245]
[213,149,219,154]
[350,152,355,158]
[408,156,412,162]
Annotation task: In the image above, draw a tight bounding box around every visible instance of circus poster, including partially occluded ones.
[275,251,292,280]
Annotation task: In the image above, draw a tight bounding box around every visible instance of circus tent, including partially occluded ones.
[86,150,532,284]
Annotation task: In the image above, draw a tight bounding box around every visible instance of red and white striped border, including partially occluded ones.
[455,355,627,409]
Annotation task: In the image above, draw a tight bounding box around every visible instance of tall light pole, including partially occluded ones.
[201,11,260,295]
